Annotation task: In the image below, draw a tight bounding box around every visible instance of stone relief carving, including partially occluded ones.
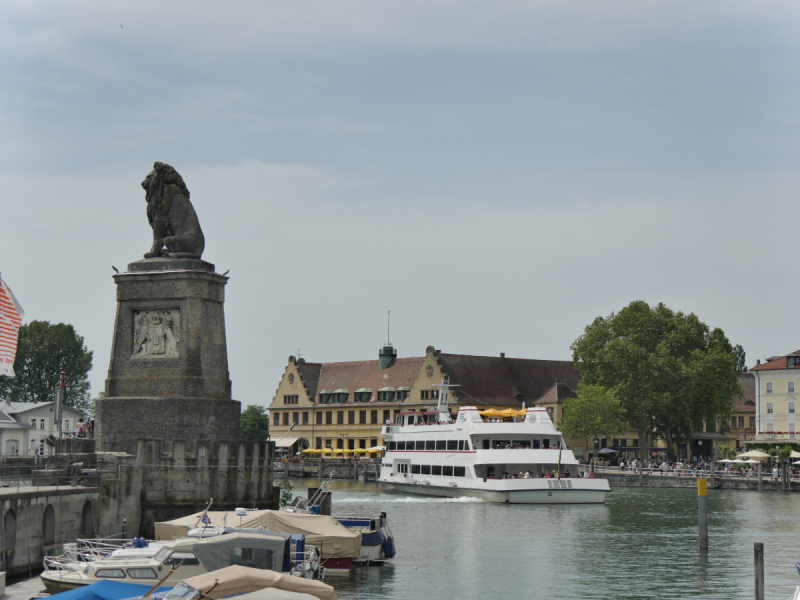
[426,365,433,377]
[132,310,180,358]
[288,373,294,383]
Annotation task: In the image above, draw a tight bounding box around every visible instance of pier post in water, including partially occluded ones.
[754,542,764,600]
[698,478,708,550]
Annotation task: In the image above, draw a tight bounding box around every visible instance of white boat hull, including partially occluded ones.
[381,477,609,504]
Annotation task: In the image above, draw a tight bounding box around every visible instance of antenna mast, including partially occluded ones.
[387,310,390,345]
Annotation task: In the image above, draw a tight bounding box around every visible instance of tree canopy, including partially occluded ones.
[571,301,742,462]
[559,383,627,444]
[241,405,270,441]
[0,320,93,410]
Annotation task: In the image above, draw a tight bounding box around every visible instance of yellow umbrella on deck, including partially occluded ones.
[479,409,503,417]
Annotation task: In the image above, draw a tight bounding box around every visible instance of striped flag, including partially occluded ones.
[0,275,24,377]
[557,447,562,480]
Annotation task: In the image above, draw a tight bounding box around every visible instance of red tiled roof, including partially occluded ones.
[312,357,424,405]
[750,350,800,371]
[437,353,578,407]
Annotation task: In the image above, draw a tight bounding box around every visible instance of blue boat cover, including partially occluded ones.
[50,580,172,600]
[360,531,384,546]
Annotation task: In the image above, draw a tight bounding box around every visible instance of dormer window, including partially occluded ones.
[378,388,396,402]
[396,388,410,401]
[789,356,800,367]
[354,389,372,403]
[319,391,332,404]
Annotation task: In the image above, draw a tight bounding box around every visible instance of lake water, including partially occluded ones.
[290,479,800,600]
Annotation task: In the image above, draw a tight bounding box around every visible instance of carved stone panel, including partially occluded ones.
[132,310,180,358]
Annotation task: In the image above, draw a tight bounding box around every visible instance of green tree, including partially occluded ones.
[278,479,294,508]
[240,404,270,440]
[734,345,748,373]
[0,321,92,409]
[559,384,627,456]
[571,301,742,464]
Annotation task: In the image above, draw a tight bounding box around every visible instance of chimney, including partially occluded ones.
[500,353,505,358]
[379,345,397,370]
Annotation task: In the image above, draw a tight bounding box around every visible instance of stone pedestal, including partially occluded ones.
[96,258,240,455]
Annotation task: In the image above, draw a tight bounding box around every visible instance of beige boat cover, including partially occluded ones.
[236,590,317,600]
[155,510,272,540]
[180,565,337,600]
[262,511,361,559]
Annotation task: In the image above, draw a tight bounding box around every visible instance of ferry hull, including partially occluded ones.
[385,481,608,504]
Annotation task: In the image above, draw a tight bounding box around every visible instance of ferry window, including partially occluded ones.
[426,440,435,450]
[435,440,446,450]
[396,463,409,474]
[415,441,425,450]
[443,466,453,476]
[458,440,464,450]
[96,569,126,578]
[432,465,442,475]
[483,440,490,449]
[397,441,406,450]
[388,442,396,451]
[446,440,458,450]
[411,464,421,474]
[543,439,550,448]
[454,466,466,477]
[421,465,431,475]
[395,415,402,425]
[127,568,157,579]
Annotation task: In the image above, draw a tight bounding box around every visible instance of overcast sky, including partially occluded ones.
[2,1,799,408]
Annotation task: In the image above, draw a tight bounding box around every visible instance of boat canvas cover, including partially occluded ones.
[233,587,317,600]
[180,565,337,600]
[191,533,289,573]
[48,580,172,600]
[263,511,361,558]
[155,510,272,540]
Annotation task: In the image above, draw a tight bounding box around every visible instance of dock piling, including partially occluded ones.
[698,478,708,550]
[754,542,764,600]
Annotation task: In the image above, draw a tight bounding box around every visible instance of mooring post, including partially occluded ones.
[758,462,762,492]
[754,542,764,600]
[710,458,715,489]
[122,516,128,540]
[698,478,708,550]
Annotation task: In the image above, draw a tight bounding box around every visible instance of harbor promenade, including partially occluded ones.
[595,465,795,491]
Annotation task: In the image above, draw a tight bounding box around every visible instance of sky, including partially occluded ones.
[2,1,799,409]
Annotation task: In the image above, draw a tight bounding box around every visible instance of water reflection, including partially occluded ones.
[288,480,800,600]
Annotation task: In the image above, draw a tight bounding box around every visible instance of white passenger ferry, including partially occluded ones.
[379,382,610,504]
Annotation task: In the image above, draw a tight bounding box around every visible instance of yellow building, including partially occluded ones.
[751,351,800,443]
[268,345,582,454]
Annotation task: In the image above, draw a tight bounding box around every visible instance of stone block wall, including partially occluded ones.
[134,438,277,537]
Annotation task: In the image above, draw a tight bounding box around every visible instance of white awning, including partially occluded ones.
[274,437,299,448]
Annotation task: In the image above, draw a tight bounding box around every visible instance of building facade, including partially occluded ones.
[0,401,84,456]
[750,351,800,442]
[268,345,581,454]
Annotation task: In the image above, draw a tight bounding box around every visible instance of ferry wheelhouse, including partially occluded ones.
[378,382,610,504]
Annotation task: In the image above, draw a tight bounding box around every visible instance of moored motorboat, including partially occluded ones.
[41,531,318,595]
[379,380,610,504]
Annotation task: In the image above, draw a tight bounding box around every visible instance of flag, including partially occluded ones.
[201,513,211,525]
[0,275,24,377]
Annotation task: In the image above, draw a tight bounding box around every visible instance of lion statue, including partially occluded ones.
[141,162,205,259]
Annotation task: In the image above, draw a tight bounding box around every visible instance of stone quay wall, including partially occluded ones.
[135,438,278,538]
[0,452,139,578]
